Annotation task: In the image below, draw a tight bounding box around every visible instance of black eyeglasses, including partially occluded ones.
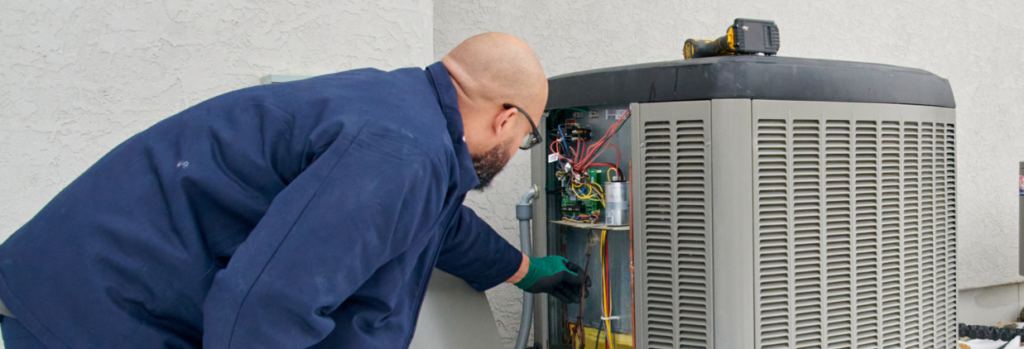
[504,103,542,150]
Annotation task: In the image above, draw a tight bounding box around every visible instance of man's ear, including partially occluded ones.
[491,107,518,135]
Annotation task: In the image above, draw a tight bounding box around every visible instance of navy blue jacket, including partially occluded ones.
[0,62,523,348]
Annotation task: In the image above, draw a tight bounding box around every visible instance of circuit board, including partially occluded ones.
[559,169,606,222]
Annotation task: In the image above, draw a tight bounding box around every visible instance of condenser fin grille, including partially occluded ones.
[753,107,956,349]
[640,103,713,349]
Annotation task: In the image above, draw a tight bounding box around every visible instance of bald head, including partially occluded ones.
[441,32,548,190]
[442,32,548,116]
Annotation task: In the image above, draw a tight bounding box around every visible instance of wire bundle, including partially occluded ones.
[570,233,597,349]
[562,211,600,224]
[599,229,615,349]
[572,110,629,174]
[572,182,605,203]
[549,109,631,185]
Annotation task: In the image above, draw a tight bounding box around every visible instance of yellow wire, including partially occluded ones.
[580,183,594,198]
[575,190,594,201]
[601,229,615,349]
[586,183,606,203]
[607,168,619,180]
[572,183,599,201]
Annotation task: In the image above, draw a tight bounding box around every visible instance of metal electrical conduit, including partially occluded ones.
[515,185,538,349]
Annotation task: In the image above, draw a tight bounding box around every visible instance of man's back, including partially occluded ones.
[0,66,462,348]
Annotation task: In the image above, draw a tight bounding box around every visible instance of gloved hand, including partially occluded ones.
[514,256,590,304]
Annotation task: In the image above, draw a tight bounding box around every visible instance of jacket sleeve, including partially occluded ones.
[435,205,524,291]
[201,125,447,349]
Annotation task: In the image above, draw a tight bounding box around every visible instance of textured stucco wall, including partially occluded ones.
[435,0,1024,346]
[0,0,434,237]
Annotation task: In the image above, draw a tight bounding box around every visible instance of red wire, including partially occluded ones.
[586,163,619,171]
[574,137,583,163]
[551,138,562,159]
[576,110,630,170]
[578,127,624,171]
[550,137,575,164]
[607,143,621,171]
[584,144,621,172]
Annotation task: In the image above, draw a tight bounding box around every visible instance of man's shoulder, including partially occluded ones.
[192,65,457,175]
[217,66,430,108]
[355,112,455,167]
[289,66,428,93]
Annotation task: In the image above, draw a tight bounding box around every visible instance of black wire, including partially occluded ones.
[594,320,605,349]
[575,235,595,349]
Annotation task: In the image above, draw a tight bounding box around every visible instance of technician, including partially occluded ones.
[0,32,588,348]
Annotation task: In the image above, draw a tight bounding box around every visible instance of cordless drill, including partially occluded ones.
[684,18,781,59]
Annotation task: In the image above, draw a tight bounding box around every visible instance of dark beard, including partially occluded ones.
[471,139,513,190]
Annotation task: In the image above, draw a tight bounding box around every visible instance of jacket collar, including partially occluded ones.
[425,61,480,194]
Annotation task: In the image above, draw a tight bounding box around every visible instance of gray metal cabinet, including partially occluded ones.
[533,57,957,349]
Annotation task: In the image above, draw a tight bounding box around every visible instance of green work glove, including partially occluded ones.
[515,256,590,304]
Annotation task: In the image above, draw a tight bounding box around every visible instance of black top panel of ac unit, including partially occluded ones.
[545,56,955,109]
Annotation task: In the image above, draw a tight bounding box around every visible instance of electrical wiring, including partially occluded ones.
[561,107,590,115]
[600,229,615,349]
[571,233,597,349]
[551,109,628,232]
[575,138,583,163]
[607,143,622,171]
[549,109,630,187]
[581,144,622,174]
[570,184,605,209]
[575,110,630,172]
[585,163,620,173]
[561,212,600,224]
[606,168,620,181]
[583,143,622,174]
[558,124,571,153]
[586,183,605,203]
[572,183,604,203]
[571,184,593,200]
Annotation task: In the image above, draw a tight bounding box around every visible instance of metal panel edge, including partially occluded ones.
[710,99,755,349]
[531,114,549,348]
[630,102,645,348]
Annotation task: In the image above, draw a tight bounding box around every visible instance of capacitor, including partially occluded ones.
[603,181,629,226]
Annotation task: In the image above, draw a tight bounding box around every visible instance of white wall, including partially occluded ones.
[0,0,434,235]
[435,0,1024,345]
